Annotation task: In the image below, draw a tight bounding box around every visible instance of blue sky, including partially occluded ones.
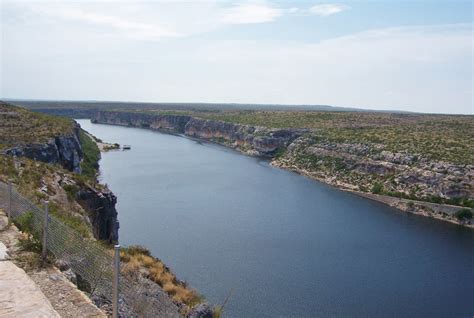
[1,0,473,114]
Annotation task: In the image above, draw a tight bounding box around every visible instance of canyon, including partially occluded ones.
[91,110,473,227]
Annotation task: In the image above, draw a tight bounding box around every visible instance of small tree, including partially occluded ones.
[454,209,473,221]
[13,212,42,252]
[371,182,384,195]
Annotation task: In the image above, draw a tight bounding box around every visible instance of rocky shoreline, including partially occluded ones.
[271,160,473,229]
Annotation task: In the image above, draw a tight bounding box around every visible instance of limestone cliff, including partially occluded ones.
[92,111,191,132]
[276,135,473,201]
[92,111,306,157]
[184,117,307,156]
[76,186,119,243]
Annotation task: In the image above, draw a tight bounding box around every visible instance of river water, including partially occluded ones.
[77,119,473,318]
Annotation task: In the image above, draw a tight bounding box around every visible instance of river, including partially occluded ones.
[77,119,473,317]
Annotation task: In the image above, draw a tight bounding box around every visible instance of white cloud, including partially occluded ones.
[289,7,300,13]
[32,6,181,40]
[219,3,283,24]
[8,1,285,41]
[309,4,350,17]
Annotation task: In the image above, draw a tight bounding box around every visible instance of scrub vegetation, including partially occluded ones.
[78,129,100,178]
[0,101,74,150]
[145,109,474,165]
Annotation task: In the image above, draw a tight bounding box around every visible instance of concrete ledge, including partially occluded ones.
[0,261,60,317]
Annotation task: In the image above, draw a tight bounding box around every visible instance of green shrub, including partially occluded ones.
[274,147,286,159]
[333,158,346,171]
[461,199,474,209]
[429,195,442,204]
[48,202,90,238]
[371,182,384,194]
[454,209,473,220]
[35,191,48,201]
[79,129,100,179]
[13,212,42,252]
[14,212,37,236]
[63,184,79,201]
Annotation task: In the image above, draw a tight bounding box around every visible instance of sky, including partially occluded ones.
[0,0,473,114]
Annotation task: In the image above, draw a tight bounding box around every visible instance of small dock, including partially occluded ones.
[122,145,131,150]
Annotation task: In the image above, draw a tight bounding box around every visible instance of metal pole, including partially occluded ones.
[113,244,121,318]
[42,201,49,260]
[7,182,12,225]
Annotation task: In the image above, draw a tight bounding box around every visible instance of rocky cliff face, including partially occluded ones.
[4,124,83,173]
[92,111,191,132]
[76,186,119,243]
[92,111,307,157]
[184,117,307,156]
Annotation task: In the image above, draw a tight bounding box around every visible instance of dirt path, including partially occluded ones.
[0,210,106,318]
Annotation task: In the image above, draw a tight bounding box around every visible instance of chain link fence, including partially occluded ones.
[0,181,178,317]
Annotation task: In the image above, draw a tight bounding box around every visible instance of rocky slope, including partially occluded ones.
[276,135,473,201]
[0,102,119,242]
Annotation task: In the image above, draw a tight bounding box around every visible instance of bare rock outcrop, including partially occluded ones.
[4,124,83,173]
[76,186,119,243]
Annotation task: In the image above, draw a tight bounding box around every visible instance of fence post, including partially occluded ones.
[113,244,121,318]
[42,201,49,260]
[7,182,12,225]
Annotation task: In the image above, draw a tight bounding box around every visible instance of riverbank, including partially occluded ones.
[83,131,120,152]
[271,161,473,229]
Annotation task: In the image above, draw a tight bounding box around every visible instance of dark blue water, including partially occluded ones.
[77,120,474,318]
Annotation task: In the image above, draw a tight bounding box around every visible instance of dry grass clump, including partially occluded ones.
[121,245,203,308]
